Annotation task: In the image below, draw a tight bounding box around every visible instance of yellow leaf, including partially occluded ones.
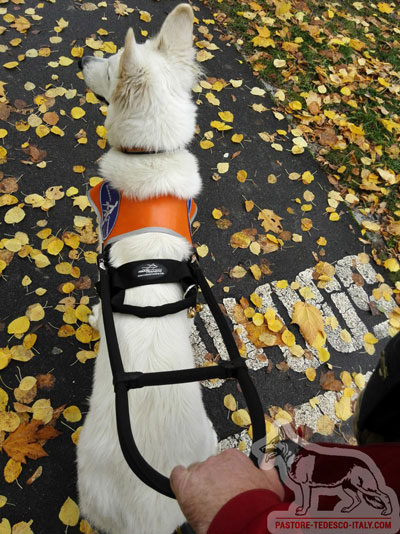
[71,46,84,58]
[364,332,378,345]
[47,238,64,256]
[354,373,365,389]
[200,140,214,150]
[75,324,94,344]
[231,134,243,143]
[237,170,247,183]
[302,171,314,184]
[250,292,262,308]
[223,394,237,411]
[101,42,117,54]
[4,206,25,224]
[340,329,352,343]
[215,163,229,176]
[71,427,82,445]
[245,200,254,212]
[36,125,50,138]
[305,367,316,381]
[282,329,295,347]
[73,165,86,174]
[276,280,288,289]
[62,282,75,294]
[316,415,335,436]
[384,258,399,273]
[89,177,103,187]
[377,2,394,13]
[364,342,376,355]
[218,111,234,122]
[63,405,82,423]
[75,305,91,323]
[335,396,352,421]
[84,251,97,264]
[273,59,286,68]
[71,107,86,119]
[34,254,50,269]
[58,325,75,338]
[56,262,72,275]
[232,409,251,427]
[249,264,261,280]
[59,56,73,66]
[318,347,330,363]
[210,120,232,131]
[4,458,22,483]
[0,388,9,410]
[59,497,80,527]
[0,411,20,432]
[10,520,33,534]
[252,313,264,326]
[25,303,45,322]
[3,61,19,69]
[8,316,30,335]
[340,371,352,387]
[274,409,292,424]
[291,301,326,348]
[212,208,222,220]
[32,398,53,423]
[197,244,209,258]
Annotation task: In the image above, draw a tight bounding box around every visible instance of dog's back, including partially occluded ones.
[77,6,218,533]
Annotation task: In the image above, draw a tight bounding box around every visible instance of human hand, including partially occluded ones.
[170,448,285,534]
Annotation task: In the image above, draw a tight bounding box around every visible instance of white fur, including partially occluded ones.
[77,6,217,534]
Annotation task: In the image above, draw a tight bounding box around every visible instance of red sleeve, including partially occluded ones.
[207,489,291,534]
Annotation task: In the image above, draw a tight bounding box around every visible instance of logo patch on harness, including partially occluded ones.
[133,262,168,281]
[100,182,120,242]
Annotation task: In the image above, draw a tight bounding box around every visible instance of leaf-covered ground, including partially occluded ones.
[205,0,400,281]
[0,0,399,533]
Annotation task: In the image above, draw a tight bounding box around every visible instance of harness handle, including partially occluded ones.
[99,253,266,499]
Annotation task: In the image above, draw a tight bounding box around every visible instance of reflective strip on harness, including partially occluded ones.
[88,181,197,246]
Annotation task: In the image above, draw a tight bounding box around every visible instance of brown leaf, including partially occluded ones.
[74,276,92,290]
[0,177,18,193]
[276,360,289,372]
[352,273,364,287]
[26,465,43,485]
[258,209,283,233]
[36,373,56,390]
[43,112,59,126]
[3,419,61,463]
[0,103,11,122]
[320,370,343,392]
[0,250,14,265]
[317,127,338,147]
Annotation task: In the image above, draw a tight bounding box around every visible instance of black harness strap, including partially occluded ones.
[107,259,198,319]
[99,249,266,499]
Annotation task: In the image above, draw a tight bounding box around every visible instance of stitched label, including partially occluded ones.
[100,182,120,241]
[133,262,168,281]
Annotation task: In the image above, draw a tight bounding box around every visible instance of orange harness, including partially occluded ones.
[88,181,197,247]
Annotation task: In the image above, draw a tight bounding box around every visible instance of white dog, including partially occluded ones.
[77,5,217,533]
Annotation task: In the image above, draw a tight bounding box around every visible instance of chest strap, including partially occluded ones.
[97,255,197,319]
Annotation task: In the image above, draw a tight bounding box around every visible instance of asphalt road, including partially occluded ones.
[0,0,396,533]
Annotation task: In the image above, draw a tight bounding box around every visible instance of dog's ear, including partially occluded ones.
[119,27,138,76]
[157,3,193,52]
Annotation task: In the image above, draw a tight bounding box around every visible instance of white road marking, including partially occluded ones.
[194,255,397,384]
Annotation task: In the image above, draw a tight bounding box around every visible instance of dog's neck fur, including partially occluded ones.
[99,147,202,202]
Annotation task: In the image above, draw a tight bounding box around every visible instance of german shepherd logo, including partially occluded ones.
[252,425,399,533]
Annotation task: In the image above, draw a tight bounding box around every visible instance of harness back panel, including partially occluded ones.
[88,181,197,246]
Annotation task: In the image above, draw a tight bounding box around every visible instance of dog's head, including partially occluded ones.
[79,4,198,152]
